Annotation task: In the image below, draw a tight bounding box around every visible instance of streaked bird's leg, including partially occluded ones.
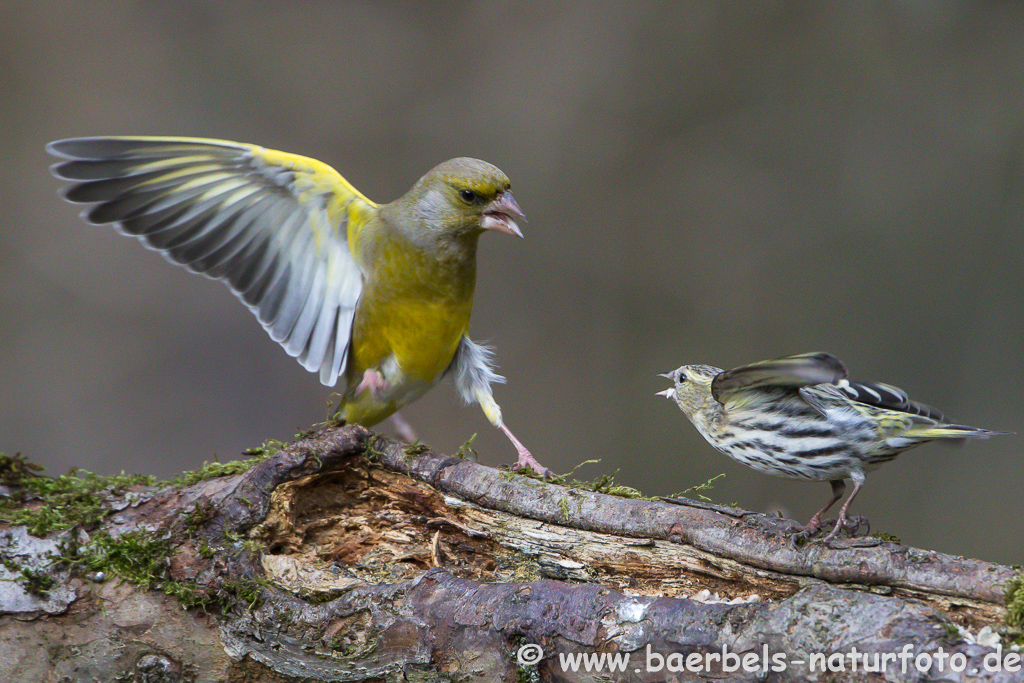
[823,473,867,545]
[500,424,551,476]
[790,479,845,547]
[808,479,846,531]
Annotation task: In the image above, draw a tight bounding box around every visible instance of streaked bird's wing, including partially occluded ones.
[834,379,946,421]
[711,352,848,404]
[48,136,377,386]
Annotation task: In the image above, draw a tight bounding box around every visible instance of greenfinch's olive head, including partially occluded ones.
[404,158,525,240]
[657,365,719,416]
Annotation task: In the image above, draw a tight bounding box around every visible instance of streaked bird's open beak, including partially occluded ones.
[658,371,676,379]
[656,388,676,399]
[481,190,525,238]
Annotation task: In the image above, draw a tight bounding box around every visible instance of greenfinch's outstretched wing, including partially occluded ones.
[48,136,377,386]
[711,352,847,404]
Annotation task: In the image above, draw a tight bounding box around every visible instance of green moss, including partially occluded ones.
[0,453,154,536]
[669,473,725,502]
[0,443,279,538]
[1006,571,1024,633]
[61,530,172,587]
[365,434,388,461]
[870,531,902,544]
[241,438,288,459]
[508,457,653,500]
[183,501,217,537]
[169,458,265,488]
[162,578,264,612]
[0,553,55,595]
[0,452,43,485]
[0,450,281,614]
[455,434,478,460]
[579,471,647,499]
[54,528,266,613]
[404,443,430,458]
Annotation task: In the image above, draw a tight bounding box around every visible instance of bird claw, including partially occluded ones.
[514,451,554,478]
[789,512,871,548]
[498,424,553,478]
[789,523,821,549]
[821,514,871,547]
[842,515,870,536]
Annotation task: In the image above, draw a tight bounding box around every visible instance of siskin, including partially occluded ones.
[658,352,1007,545]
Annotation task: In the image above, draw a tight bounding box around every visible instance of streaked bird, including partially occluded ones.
[48,136,549,474]
[658,352,1006,545]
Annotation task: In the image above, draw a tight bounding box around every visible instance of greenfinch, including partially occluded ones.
[658,352,1006,545]
[48,136,548,474]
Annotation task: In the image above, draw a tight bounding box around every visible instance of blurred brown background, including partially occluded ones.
[1,2,1021,564]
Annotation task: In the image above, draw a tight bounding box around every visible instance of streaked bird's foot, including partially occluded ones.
[356,369,388,397]
[789,522,823,548]
[822,513,870,547]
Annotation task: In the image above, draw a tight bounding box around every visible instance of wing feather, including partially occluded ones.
[711,352,847,404]
[833,379,947,421]
[48,136,376,387]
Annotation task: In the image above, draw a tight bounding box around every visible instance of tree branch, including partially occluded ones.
[0,424,1019,682]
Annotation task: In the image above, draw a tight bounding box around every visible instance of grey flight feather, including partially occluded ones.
[47,137,367,388]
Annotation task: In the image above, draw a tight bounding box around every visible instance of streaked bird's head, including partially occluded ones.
[400,157,525,242]
[657,364,721,417]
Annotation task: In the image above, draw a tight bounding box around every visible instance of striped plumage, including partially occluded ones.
[658,352,1006,545]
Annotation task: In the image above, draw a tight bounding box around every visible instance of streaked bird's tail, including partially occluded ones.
[907,423,1011,440]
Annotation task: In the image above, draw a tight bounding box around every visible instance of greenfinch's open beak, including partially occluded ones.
[482,190,525,238]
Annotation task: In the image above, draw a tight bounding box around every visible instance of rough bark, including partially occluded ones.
[0,424,1020,682]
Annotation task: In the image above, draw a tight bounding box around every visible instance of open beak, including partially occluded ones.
[481,190,526,238]
[657,371,677,399]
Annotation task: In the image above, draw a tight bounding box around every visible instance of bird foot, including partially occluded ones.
[514,450,554,478]
[356,369,389,397]
[790,513,871,548]
[500,424,553,477]
[789,521,823,548]
[821,514,871,547]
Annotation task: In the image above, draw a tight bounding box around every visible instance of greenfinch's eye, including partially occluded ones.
[677,372,687,383]
[458,189,477,204]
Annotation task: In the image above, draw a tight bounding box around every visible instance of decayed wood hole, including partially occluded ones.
[253,463,799,608]
[248,455,1007,631]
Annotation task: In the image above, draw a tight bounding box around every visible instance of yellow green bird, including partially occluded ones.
[47,136,548,474]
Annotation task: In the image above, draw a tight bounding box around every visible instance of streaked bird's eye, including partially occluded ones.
[459,189,477,204]
[677,372,687,383]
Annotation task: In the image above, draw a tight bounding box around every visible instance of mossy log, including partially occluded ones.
[0,424,1020,682]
